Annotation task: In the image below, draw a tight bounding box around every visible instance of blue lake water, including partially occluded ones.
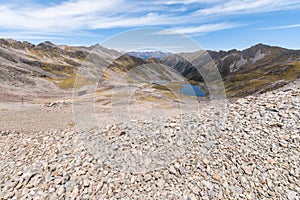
[180,84,206,96]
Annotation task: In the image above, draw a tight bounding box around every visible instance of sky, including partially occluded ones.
[0,0,300,51]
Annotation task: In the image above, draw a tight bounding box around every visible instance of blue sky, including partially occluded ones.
[0,0,300,51]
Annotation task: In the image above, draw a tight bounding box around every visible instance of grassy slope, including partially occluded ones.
[225,62,300,97]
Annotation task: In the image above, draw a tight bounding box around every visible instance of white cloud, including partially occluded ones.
[261,23,300,30]
[0,1,184,32]
[155,0,223,5]
[155,22,240,35]
[195,0,300,15]
[26,0,123,18]
[0,0,299,37]
[3,35,64,40]
[0,30,96,41]
[89,13,181,29]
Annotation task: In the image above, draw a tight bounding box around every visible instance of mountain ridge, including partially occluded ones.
[0,38,299,101]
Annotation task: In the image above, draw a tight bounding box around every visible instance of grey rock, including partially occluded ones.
[143,174,152,182]
[286,190,298,200]
[169,166,177,175]
[4,192,15,199]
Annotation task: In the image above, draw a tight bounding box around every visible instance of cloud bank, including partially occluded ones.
[0,0,299,39]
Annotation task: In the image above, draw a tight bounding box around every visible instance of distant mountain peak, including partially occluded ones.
[37,41,55,46]
[127,51,172,59]
[251,43,270,48]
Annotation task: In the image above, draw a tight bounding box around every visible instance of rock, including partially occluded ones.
[7,180,19,190]
[144,157,152,167]
[242,166,253,175]
[156,179,165,189]
[54,178,62,185]
[189,184,200,195]
[259,178,265,184]
[96,181,104,192]
[23,172,37,185]
[0,80,299,199]
[29,190,35,196]
[4,192,15,199]
[203,158,209,165]
[178,166,186,175]
[169,166,177,175]
[45,173,52,183]
[188,193,198,200]
[229,186,243,195]
[176,140,184,146]
[70,187,79,199]
[203,180,213,190]
[49,186,56,193]
[15,181,23,189]
[174,162,180,169]
[130,176,135,184]
[57,186,66,196]
[63,174,70,183]
[212,173,222,181]
[267,158,275,165]
[83,179,90,187]
[169,123,178,128]
[143,174,152,182]
[286,190,298,200]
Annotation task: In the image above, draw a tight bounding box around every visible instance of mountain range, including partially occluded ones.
[0,38,299,102]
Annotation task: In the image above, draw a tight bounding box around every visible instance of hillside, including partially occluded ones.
[160,44,300,97]
[0,38,299,101]
[0,39,120,101]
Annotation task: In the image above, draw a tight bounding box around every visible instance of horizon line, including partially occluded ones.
[0,37,299,52]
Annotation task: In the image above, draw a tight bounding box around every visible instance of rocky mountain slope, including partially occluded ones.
[1,79,299,199]
[106,54,183,84]
[0,39,120,101]
[0,38,299,101]
[160,44,300,97]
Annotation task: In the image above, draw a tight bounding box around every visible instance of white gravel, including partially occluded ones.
[0,80,299,199]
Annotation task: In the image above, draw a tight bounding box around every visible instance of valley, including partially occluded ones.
[0,38,299,199]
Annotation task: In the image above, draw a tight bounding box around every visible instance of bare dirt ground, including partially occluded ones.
[0,102,74,133]
[0,93,204,133]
